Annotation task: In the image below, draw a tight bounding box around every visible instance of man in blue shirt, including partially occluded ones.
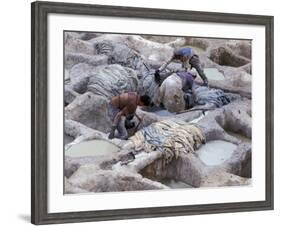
[155,47,208,86]
[176,71,195,92]
[177,70,197,108]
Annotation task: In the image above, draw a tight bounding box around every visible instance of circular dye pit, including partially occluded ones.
[204,68,225,81]
[196,140,237,166]
[66,140,120,158]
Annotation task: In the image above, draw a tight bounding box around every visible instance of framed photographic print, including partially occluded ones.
[31,1,274,225]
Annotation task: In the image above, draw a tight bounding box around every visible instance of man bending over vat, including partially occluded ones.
[108,92,151,140]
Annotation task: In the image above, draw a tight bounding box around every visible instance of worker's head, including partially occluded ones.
[139,95,151,106]
[181,55,190,63]
[174,48,192,62]
[174,54,189,63]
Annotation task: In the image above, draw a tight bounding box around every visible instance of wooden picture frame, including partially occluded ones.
[31,1,274,224]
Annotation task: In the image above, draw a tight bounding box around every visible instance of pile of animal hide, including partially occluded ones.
[87,64,138,99]
[130,119,205,165]
[95,41,145,70]
[193,85,239,107]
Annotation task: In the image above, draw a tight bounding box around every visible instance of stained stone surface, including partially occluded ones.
[64,32,252,193]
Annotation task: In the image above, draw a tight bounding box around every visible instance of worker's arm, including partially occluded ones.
[158,56,174,72]
[189,55,208,86]
[154,56,174,84]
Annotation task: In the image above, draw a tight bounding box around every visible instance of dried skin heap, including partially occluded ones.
[130,119,205,164]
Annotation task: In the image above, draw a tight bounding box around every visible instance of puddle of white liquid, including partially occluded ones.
[160,179,193,189]
[204,68,225,81]
[196,140,237,166]
[66,140,120,157]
